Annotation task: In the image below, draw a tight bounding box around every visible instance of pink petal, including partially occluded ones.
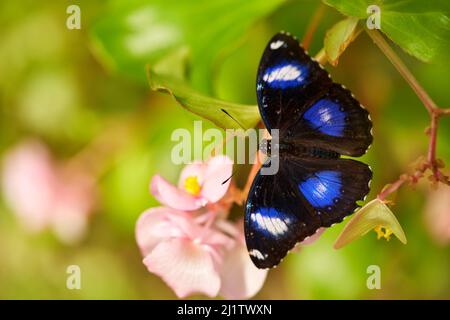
[168,212,234,250]
[425,185,450,245]
[136,207,189,256]
[178,162,206,189]
[200,156,233,203]
[300,227,326,245]
[144,238,221,298]
[51,173,95,244]
[150,175,204,211]
[208,219,241,249]
[1,141,57,231]
[203,227,235,250]
[219,242,268,300]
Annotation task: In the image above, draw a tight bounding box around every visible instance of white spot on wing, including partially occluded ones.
[250,211,289,237]
[263,64,303,83]
[249,249,266,260]
[270,40,284,50]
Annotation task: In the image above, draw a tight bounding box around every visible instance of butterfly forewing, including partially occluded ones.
[256,32,372,156]
[286,83,373,156]
[256,32,331,130]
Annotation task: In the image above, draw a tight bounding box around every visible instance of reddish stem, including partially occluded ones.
[377,178,406,201]
[437,108,450,116]
[302,4,326,50]
[242,150,263,200]
[367,30,450,200]
[377,170,424,202]
[428,113,439,174]
[367,30,438,114]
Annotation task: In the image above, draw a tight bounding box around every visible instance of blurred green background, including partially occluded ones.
[0,0,449,299]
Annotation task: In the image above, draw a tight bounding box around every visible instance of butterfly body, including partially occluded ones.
[245,32,373,269]
[261,139,340,160]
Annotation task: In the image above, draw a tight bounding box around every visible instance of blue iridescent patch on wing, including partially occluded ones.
[299,170,342,208]
[303,99,346,137]
[249,206,293,238]
[262,61,309,89]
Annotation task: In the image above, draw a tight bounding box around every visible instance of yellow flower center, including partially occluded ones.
[184,176,201,196]
[374,225,393,241]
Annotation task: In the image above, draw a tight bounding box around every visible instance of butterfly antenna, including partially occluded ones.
[220,109,259,184]
[222,172,234,185]
[221,109,247,130]
[221,148,263,185]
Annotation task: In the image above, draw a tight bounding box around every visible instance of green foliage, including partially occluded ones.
[323,0,450,63]
[91,0,284,92]
[324,17,359,66]
[1,0,450,300]
[148,69,260,130]
[334,199,407,249]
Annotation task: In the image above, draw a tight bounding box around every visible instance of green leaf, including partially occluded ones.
[334,199,407,249]
[147,68,260,130]
[323,0,450,63]
[91,0,284,90]
[324,17,359,66]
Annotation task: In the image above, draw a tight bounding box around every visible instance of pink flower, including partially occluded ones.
[136,207,232,297]
[136,155,324,299]
[136,155,271,299]
[1,140,95,244]
[150,156,233,211]
[424,184,450,245]
[2,140,56,232]
[217,220,268,299]
[135,208,268,299]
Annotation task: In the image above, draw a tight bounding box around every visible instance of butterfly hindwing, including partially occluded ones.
[284,156,372,228]
[245,163,320,269]
[245,157,372,269]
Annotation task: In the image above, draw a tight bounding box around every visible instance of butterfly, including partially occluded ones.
[245,32,373,269]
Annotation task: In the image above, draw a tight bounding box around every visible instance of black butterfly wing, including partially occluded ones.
[248,31,373,269]
[256,32,372,156]
[245,156,372,269]
[284,83,372,156]
[256,32,331,131]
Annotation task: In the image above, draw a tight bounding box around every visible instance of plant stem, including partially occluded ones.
[367,29,450,199]
[377,178,406,201]
[437,108,450,116]
[367,30,439,114]
[377,170,424,201]
[242,149,263,200]
[302,3,326,50]
[428,113,439,173]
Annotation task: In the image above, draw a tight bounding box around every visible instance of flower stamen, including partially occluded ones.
[374,225,393,241]
[184,176,201,196]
